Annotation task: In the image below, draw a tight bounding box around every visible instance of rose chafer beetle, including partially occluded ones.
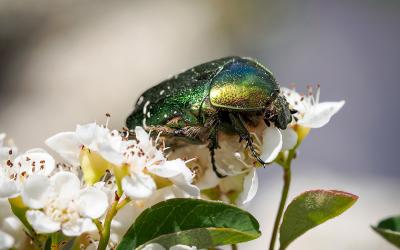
[126,56,293,177]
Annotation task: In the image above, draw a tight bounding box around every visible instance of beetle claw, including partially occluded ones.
[246,139,267,166]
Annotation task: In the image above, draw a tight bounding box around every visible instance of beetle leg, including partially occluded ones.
[208,128,226,178]
[229,113,267,166]
[264,118,271,127]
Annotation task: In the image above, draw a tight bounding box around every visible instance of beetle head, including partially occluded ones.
[267,95,293,130]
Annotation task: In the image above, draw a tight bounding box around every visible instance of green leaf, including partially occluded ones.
[279,189,358,250]
[372,215,400,248]
[117,198,261,249]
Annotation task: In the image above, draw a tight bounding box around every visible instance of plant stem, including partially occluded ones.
[97,198,118,250]
[231,243,238,250]
[51,233,59,250]
[93,219,103,233]
[116,197,131,210]
[97,195,131,250]
[268,149,295,250]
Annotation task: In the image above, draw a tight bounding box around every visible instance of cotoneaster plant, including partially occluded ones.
[0,57,357,250]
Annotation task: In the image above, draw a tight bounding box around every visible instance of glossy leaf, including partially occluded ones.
[372,215,400,248]
[117,198,261,249]
[279,189,358,250]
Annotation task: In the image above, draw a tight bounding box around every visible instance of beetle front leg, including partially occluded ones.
[208,127,227,178]
[228,113,267,166]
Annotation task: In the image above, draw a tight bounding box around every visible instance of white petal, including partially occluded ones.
[61,218,96,236]
[26,210,60,234]
[149,159,199,197]
[93,181,115,204]
[299,101,345,128]
[148,159,190,179]
[170,245,197,250]
[134,127,150,145]
[280,128,298,150]
[97,143,124,166]
[78,188,109,219]
[0,146,17,162]
[121,173,156,200]
[238,169,258,205]
[281,87,307,113]
[13,149,56,177]
[0,230,14,249]
[50,172,80,201]
[260,126,282,163]
[141,243,166,250]
[21,175,51,209]
[45,132,81,166]
[0,176,19,199]
[75,123,98,149]
[169,174,200,197]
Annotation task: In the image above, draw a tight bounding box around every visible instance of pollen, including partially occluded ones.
[6,160,13,167]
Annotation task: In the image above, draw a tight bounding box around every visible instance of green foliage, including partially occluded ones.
[279,190,358,250]
[117,198,261,250]
[372,215,400,248]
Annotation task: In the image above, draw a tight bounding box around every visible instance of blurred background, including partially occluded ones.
[0,0,399,249]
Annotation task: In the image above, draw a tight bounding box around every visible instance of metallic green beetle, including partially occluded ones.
[126,56,293,177]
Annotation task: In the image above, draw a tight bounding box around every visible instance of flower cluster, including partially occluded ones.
[0,85,344,250]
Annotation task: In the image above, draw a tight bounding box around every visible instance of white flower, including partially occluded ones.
[46,122,126,166]
[25,172,109,236]
[0,149,55,199]
[258,85,344,161]
[121,127,199,200]
[281,86,345,128]
[46,122,129,185]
